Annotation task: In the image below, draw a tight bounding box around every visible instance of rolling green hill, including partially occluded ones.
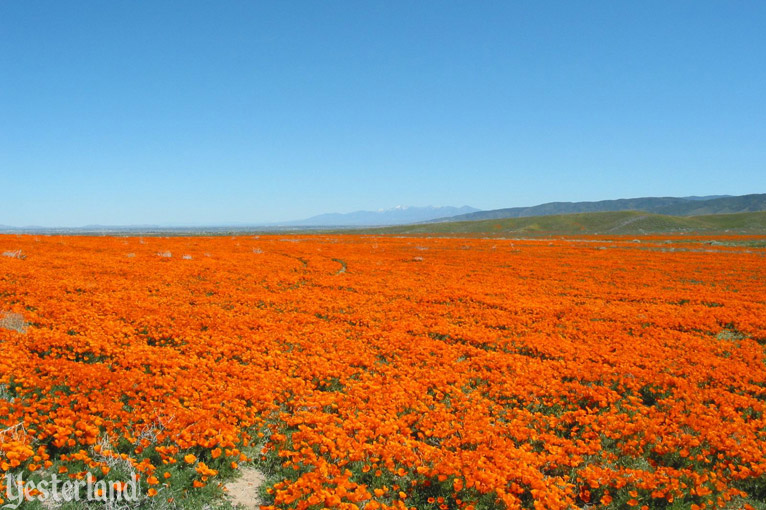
[346,211,766,236]
[433,194,766,223]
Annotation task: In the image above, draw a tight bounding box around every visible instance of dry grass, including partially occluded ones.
[0,311,27,334]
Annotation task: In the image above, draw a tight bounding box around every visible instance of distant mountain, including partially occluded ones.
[430,194,766,223]
[344,211,766,236]
[681,195,732,201]
[280,206,480,227]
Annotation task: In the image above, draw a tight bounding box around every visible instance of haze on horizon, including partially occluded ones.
[2,1,765,228]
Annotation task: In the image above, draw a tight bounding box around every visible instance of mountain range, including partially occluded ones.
[277,205,480,226]
[427,194,766,223]
[1,194,764,232]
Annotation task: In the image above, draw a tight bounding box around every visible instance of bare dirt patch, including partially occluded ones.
[226,467,266,509]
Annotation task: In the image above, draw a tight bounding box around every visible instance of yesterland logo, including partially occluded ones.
[3,471,140,509]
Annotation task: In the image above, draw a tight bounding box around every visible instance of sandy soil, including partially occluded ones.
[225,467,266,509]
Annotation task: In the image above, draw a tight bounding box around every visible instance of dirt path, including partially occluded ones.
[226,467,266,509]
[333,258,347,275]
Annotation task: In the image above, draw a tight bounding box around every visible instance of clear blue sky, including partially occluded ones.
[1,1,764,226]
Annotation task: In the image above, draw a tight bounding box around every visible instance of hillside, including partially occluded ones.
[432,193,766,223]
[348,211,766,236]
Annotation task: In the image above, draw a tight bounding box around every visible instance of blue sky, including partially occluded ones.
[1,1,764,226]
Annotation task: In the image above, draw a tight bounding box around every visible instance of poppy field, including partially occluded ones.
[1,234,766,510]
